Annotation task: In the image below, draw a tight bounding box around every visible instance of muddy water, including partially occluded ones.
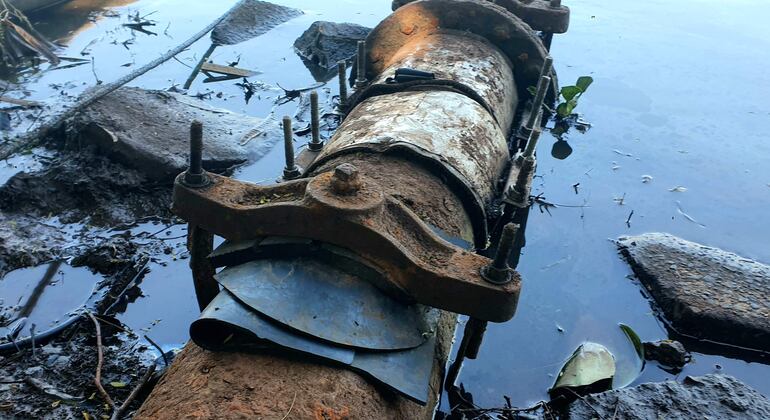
[2,0,769,411]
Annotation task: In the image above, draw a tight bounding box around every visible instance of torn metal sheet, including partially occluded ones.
[351,333,436,405]
[191,289,354,365]
[191,289,438,405]
[215,258,431,350]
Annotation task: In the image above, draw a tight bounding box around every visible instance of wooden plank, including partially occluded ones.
[0,96,43,108]
[200,62,257,78]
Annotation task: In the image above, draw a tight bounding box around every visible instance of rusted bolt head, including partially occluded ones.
[331,163,362,195]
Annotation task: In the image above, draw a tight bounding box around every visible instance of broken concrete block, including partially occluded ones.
[70,87,280,181]
[568,375,770,419]
[618,233,770,351]
[294,21,371,81]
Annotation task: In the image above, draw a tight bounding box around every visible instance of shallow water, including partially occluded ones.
[0,261,102,342]
[1,0,769,410]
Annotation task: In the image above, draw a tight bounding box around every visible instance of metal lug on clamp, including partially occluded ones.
[355,40,367,89]
[330,163,361,195]
[308,90,324,152]
[282,116,301,180]
[481,223,519,284]
[184,120,210,187]
[337,60,348,108]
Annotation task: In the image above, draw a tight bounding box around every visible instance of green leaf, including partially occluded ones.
[576,76,593,92]
[556,99,578,118]
[527,85,537,96]
[552,342,616,391]
[109,381,127,388]
[619,323,644,361]
[560,85,582,102]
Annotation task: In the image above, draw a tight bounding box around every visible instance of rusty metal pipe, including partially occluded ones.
[139,1,551,418]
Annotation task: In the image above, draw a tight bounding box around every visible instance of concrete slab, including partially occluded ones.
[72,87,281,181]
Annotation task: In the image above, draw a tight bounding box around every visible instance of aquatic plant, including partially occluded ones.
[555,76,593,118]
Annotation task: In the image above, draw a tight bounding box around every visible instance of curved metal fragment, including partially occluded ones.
[215,258,432,350]
[191,288,438,404]
[191,289,355,364]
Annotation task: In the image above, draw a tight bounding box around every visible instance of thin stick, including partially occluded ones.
[110,364,156,420]
[143,335,168,367]
[87,312,116,409]
[280,391,297,420]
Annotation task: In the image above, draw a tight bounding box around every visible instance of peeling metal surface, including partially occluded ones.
[307,91,509,209]
[371,31,518,133]
[215,258,432,350]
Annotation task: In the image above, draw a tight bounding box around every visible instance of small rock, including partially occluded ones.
[294,21,371,81]
[24,366,43,377]
[568,374,770,419]
[643,339,688,368]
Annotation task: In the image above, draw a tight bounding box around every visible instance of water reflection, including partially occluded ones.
[551,139,573,160]
[0,261,102,348]
[30,0,138,44]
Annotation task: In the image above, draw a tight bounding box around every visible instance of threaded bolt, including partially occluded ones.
[355,40,367,89]
[308,91,323,152]
[338,60,348,107]
[184,120,208,187]
[282,116,301,180]
[540,56,554,79]
[526,75,551,130]
[481,223,519,284]
[523,127,542,158]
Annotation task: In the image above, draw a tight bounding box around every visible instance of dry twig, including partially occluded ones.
[87,312,116,409]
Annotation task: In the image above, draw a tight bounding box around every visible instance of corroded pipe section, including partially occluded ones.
[369,31,518,132]
[307,91,509,247]
[366,0,556,101]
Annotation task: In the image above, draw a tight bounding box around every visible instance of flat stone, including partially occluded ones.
[71,87,281,181]
[618,233,770,351]
[568,374,770,419]
[294,21,371,81]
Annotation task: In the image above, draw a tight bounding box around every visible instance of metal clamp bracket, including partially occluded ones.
[173,168,521,322]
